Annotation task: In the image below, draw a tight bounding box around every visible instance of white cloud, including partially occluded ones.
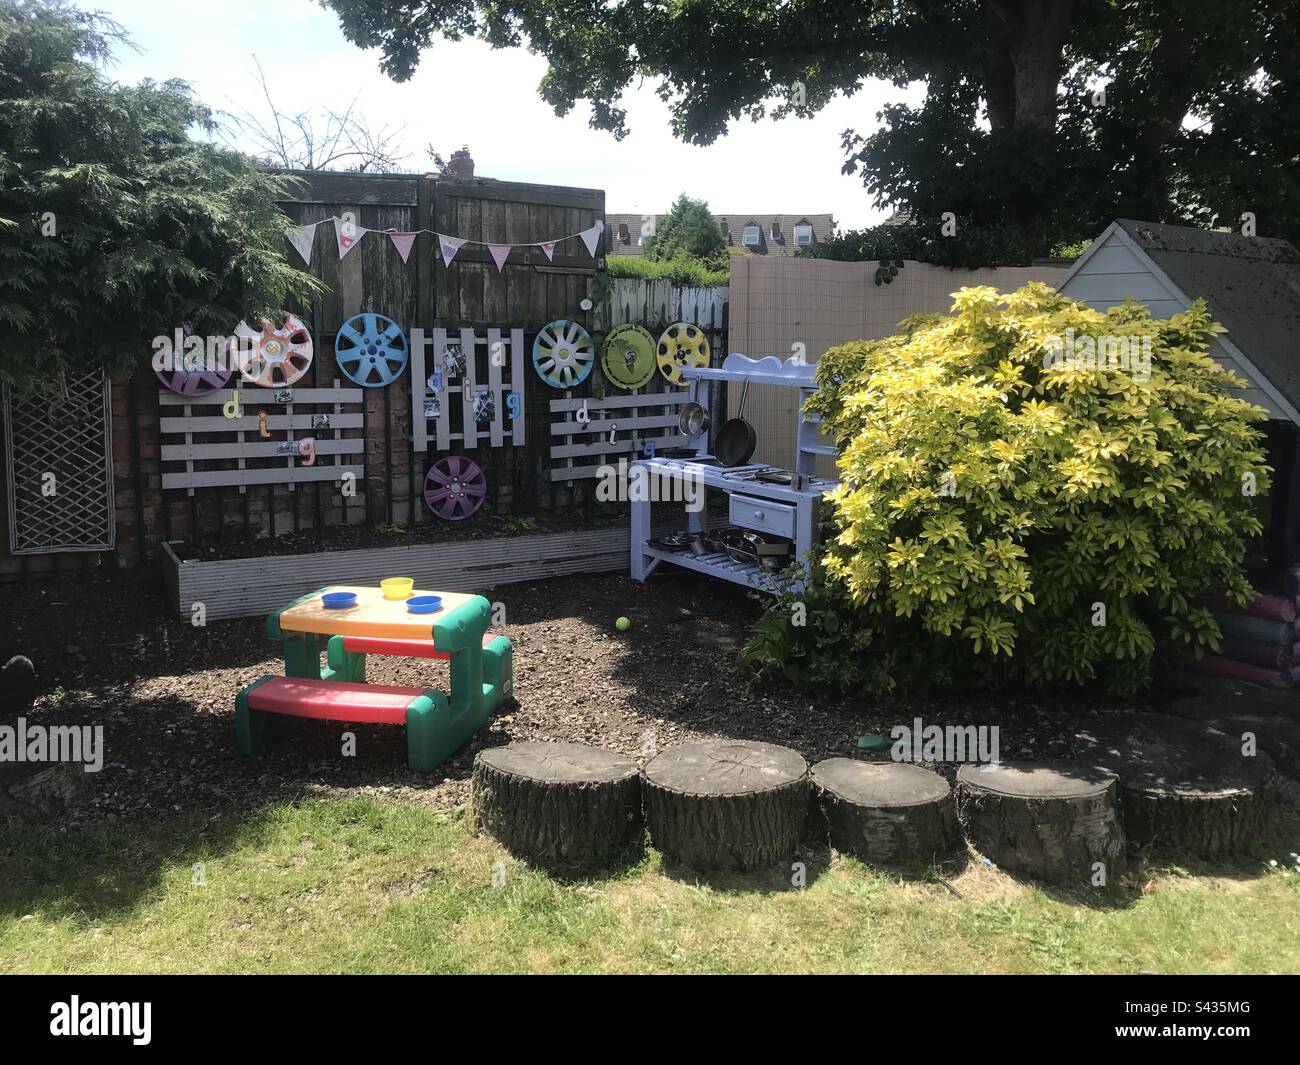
[95,0,919,229]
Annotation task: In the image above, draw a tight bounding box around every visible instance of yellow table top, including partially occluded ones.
[276,585,479,640]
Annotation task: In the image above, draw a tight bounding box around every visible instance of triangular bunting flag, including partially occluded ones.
[487,243,512,272]
[538,241,556,262]
[287,223,317,265]
[334,216,363,258]
[578,221,604,257]
[388,232,418,264]
[438,234,467,267]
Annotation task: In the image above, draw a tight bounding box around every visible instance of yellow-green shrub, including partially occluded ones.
[747,283,1271,693]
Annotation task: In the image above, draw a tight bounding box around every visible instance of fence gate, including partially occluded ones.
[3,369,115,553]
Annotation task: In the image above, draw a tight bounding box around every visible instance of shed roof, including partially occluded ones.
[1113,218,1300,409]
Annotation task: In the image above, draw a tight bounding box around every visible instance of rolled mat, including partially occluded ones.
[1211,610,1294,646]
[1185,654,1286,688]
[1200,591,1296,623]
[1220,636,1289,670]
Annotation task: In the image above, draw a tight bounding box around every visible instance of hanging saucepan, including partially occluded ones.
[677,401,709,436]
[715,378,756,466]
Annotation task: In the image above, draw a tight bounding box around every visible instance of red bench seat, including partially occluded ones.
[338,632,500,661]
[245,676,428,724]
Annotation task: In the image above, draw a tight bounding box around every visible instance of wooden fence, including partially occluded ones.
[0,173,745,580]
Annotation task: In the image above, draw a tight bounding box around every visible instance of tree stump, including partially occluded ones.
[811,759,959,865]
[1073,712,1275,858]
[643,740,809,871]
[472,742,642,870]
[957,761,1126,885]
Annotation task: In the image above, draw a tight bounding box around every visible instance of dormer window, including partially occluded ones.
[770,221,784,243]
[617,223,630,244]
[743,223,761,246]
[794,222,813,246]
[719,221,730,242]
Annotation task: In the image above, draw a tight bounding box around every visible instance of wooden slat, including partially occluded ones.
[411,327,428,453]
[487,326,504,448]
[550,434,689,459]
[548,392,689,412]
[162,464,364,490]
[161,438,363,461]
[549,413,682,436]
[159,413,364,433]
[157,387,364,406]
[460,326,478,449]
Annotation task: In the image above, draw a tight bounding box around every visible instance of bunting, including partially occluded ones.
[388,232,418,264]
[439,234,467,267]
[334,216,361,259]
[287,222,317,265]
[285,214,606,267]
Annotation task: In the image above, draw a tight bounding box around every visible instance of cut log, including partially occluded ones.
[472,741,642,870]
[956,761,1126,885]
[1166,697,1300,779]
[643,739,809,871]
[811,759,959,865]
[1073,713,1275,858]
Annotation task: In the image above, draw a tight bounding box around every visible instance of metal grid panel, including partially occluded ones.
[4,369,115,554]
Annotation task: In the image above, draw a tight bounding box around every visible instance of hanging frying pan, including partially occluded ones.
[715,379,756,466]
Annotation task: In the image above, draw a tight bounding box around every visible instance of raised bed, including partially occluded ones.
[161,525,645,621]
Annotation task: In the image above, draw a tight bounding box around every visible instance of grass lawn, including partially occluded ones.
[2,797,1298,974]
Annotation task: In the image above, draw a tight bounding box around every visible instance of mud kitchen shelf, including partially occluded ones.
[629,354,838,595]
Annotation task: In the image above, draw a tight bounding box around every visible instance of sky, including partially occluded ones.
[93,0,921,231]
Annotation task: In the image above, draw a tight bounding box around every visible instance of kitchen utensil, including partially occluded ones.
[677,401,709,436]
[715,379,757,466]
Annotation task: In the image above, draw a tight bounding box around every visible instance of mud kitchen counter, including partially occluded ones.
[629,355,838,594]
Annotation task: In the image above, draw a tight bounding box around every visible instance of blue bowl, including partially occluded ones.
[322,591,358,610]
[406,595,443,615]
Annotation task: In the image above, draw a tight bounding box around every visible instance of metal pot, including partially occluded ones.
[677,402,709,436]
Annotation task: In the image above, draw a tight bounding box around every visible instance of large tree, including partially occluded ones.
[0,0,320,393]
[322,0,1300,253]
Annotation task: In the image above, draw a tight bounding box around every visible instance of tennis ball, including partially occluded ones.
[615,616,631,631]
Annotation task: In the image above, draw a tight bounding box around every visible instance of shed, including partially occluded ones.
[1059,219,1300,569]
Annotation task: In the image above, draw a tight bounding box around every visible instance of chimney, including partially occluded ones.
[445,146,475,177]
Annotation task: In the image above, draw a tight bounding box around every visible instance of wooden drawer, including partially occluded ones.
[729,494,795,539]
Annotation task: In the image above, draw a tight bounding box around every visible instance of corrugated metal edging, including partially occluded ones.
[163,526,647,620]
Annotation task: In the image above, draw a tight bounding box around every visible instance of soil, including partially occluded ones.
[1,563,1138,829]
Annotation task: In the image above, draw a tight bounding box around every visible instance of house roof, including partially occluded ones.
[605,212,836,255]
[1110,219,1300,413]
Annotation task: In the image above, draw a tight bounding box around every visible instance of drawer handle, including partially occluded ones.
[753,510,765,519]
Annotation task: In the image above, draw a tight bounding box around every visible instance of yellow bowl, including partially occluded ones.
[380,577,414,600]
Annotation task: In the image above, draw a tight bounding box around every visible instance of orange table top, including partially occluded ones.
[276,585,478,641]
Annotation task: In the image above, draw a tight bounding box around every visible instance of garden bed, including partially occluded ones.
[161,523,653,621]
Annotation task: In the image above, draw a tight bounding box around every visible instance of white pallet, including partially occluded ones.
[410,328,526,453]
[158,378,364,495]
[548,390,690,482]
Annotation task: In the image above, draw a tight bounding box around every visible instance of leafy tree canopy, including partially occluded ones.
[322,0,1300,253]
[0,0,321,393]
[642,193,726,265]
